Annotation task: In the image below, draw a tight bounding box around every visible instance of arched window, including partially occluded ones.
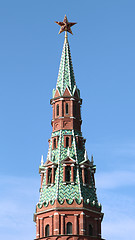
[89,224,93,236]
[67,222,72,234]
[45,224,50,236]
[54,138,56,149]
[65,166,71,182]
[66,137,69,147]
[48,168,52,184]
[56,104,59,116]
[66,103,68,114]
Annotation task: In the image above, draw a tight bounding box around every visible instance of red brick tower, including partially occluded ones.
[34,16,105,240]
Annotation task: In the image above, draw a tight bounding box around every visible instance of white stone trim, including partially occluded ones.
[81,212,85,215]
[54,212,59,215]
[70,98,75,101]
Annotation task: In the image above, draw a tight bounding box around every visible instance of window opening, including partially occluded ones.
[67,222,72,234]
[65,166,71,182]
[74,104,77,116]
[66,103,68,114]
[45,224,50,236]
[84,168,88,184]
[78,139,82,149]
[54,138,56,149]
[54,168,56,183]
[66,137,69,148]
[56,104,59,116]
[48,168,52,184]
[89,224,93,236]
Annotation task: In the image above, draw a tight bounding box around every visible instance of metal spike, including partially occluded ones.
[91,154,94,163]
[41,155,44,166]
[84,149,88,161]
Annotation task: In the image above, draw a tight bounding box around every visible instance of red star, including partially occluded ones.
[55,15,77,35]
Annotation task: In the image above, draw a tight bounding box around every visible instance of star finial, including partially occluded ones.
[55,15,77,35]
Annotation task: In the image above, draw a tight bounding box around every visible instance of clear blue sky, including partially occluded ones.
[0,0,135,239]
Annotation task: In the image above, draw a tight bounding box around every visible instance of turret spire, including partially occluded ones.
[53,16,79,97]
[34,17,104,240]
[41,155,44,166]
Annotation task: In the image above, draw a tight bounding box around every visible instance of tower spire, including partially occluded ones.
[34,16,104,240]
[53,16,78,97]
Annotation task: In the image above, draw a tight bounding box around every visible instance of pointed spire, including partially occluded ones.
[91,154,94,163]
[54,35,77,96]
[53,16,79,98]
[84,149,88,161]
[41,155,44,166]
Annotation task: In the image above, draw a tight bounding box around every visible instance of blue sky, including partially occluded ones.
[0,0,135,239]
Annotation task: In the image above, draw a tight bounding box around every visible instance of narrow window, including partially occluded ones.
[74,104,77,116]
[78,138,82,149]
[89,224,93,236]
[54,138,56,149]
[66,103,68,114]
[45,224,50,236]
[48,168,52,184]
[54,168,56,183]
[67,222,72,234]
[56,104,59,116]
[84,168,88,184]
[65,166,71,182]
[66,137,69,148]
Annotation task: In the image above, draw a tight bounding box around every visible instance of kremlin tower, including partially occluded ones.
[34,16,105,240]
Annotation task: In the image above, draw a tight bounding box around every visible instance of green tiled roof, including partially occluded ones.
[37,37,99,209]
[53,37,80,97]
[38,129,98,206]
